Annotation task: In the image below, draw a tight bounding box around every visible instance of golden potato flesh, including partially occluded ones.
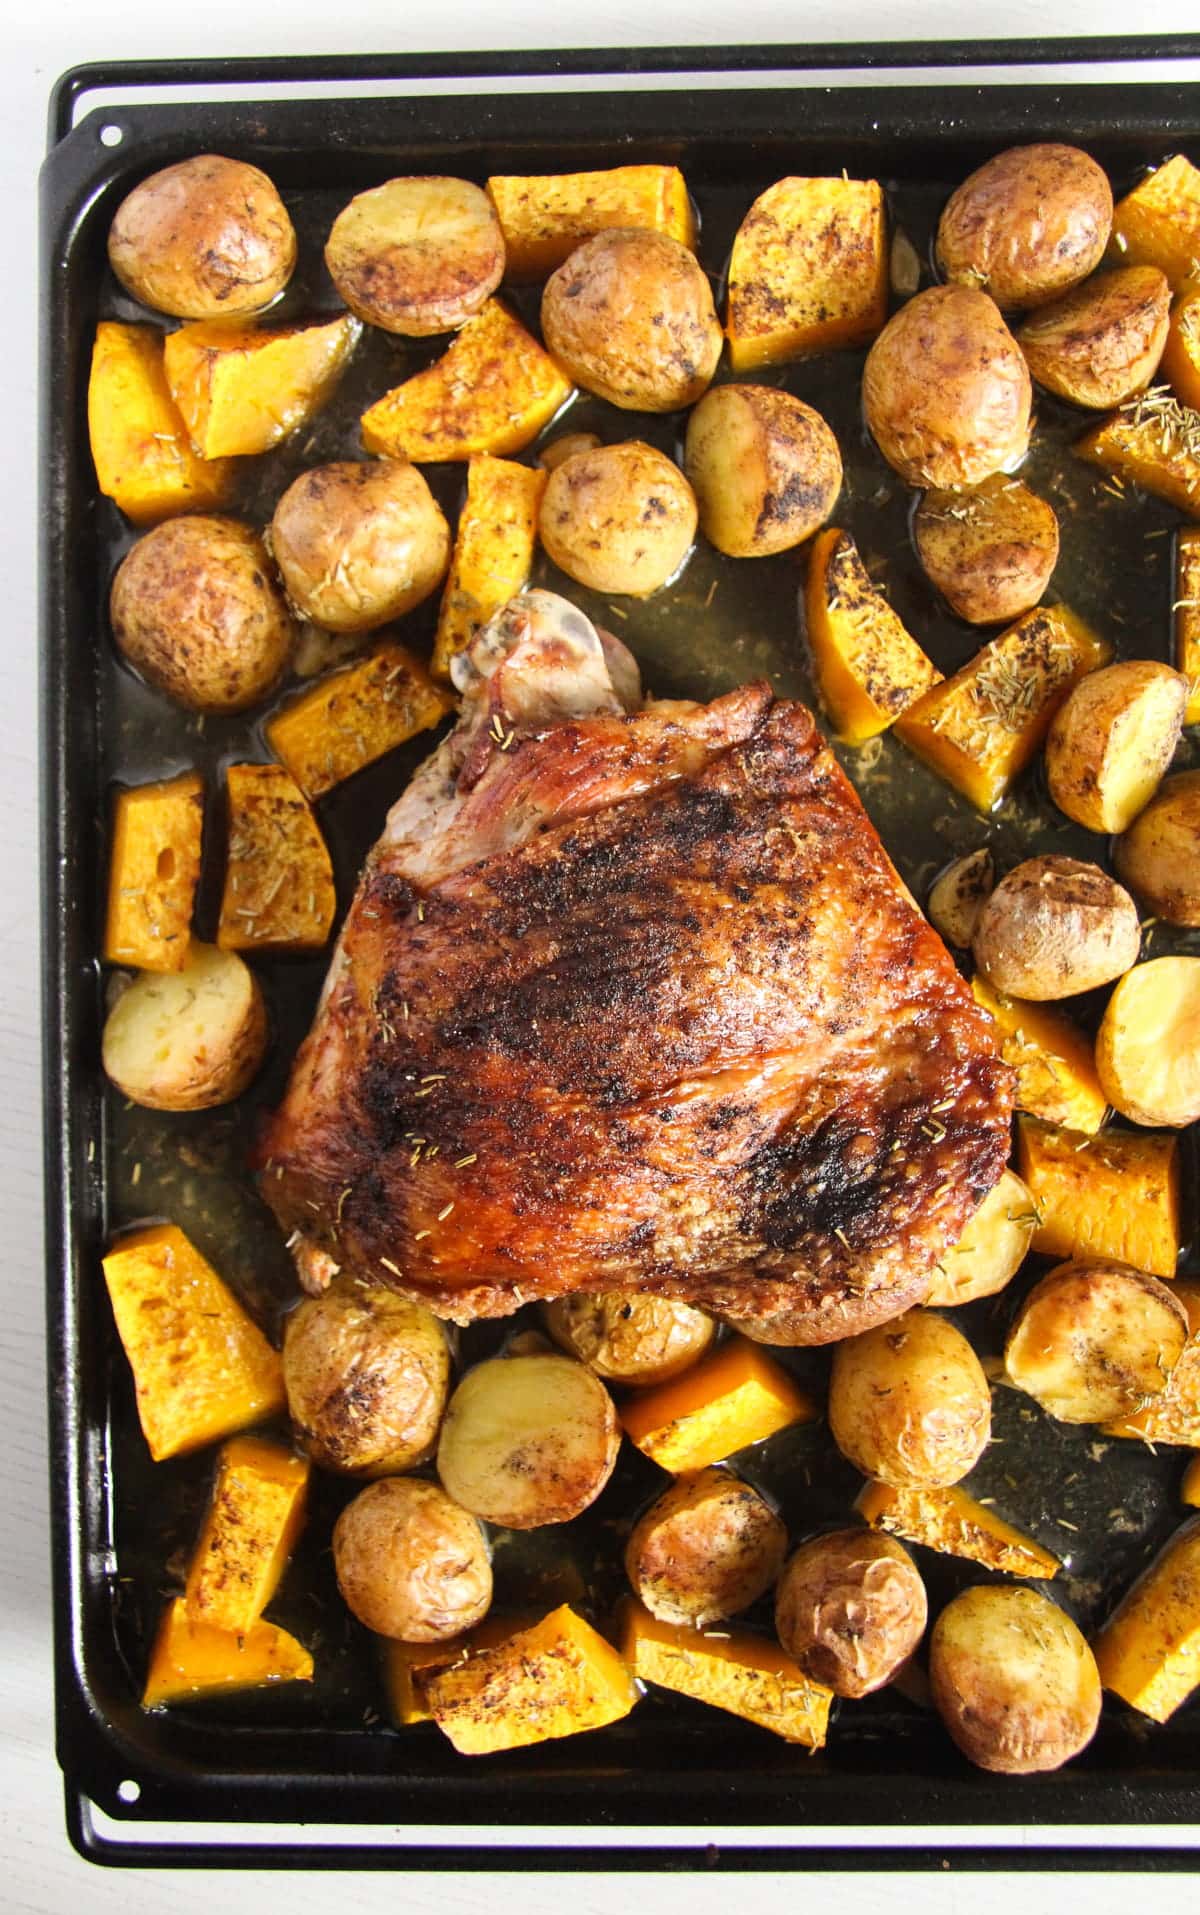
[333,1477,491,1642]
[541,228,721,412]
[1115,770,1200,925]
[110,515,294,713]
[283,1278,450,1475]
[683,385,842,558]
[324,176,505,337]
[930,1585,1101,1774]
[827,1308,991,1489]
[1005,1258,1187,1425]
[624,1468,786,1626]
[913,477,1059,625]
[925,1168,1036,1308]
[1017,266,1170,409]
[437,1353,619,1529]
[541,1290,714,1386]
[862,285,1032,489]
[774,1527,928,1699]
[539,440,696,596]
[927,848,995,948]
[269,460,450,633]
[1097,955,1200,1128]
[101,941,266,1110]
[108,155,296,319]
[1045,659,1187,834]
[937,144,1113,310]
[971,855,1140,1001]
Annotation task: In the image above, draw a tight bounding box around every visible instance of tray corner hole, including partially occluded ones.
[99,124,124,149]
[116,1777,140,1805]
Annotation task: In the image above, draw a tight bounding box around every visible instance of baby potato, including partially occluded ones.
[538,432,602,472]
[539,440,696,596]
[1046,659,1187,834]
[333,1477,491,1642]
[774,1528,928,1699]
[926,1168,1037,1308]
[937,144,1113,309]
[862,285,1032,489]
[282,1278,450,1475]
[624,1468,786,1627]
[971,855,1140,1000]
[828,1308,991,1489]
[324,176,504,337]
[1017,266,1170,409]
[1005,1258,1187,1425]
[108,154,296,319]
[930,1585,1101,1774]
[437,1352,619,1529]
[110,515,294,713]
[541,228,721,412]
[913,476,1059,625]
[927,848,995,948]
[683,385,842,558]
[541,1290,714,1386]
[269,460,450,633]
[1097,955,1200,1128]
[1114,770,1200,926]
[101,941,266,1110]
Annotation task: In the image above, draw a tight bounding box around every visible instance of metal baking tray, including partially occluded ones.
[39,38,1200,1870]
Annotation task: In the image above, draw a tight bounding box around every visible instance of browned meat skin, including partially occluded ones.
[259,680,1013,1335]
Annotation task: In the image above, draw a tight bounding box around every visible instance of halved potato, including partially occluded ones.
[1005,1259,1187,1424]
[108,154,296,319]
[1103,1281,1200,1446]
[937,143,1112,309]
[325,177,505,336]
[1115,770,1200,925]
[1045,659,1187,834]
[913,477,1059,625]
[927,848,994,949]
[930,1585,1101,1774]
[684,385,842,558]
[541,1290,714,1387]
[333,1477,492,1642]
[1096,955,1200,1127]
[774,1528,927,1699]
[437,1353,619,1528]
[926,1168,1036,1308]
[624,1468,786,1626]
[971,855,1140,1000]
[101,940,267,1110]
[1017,266,1170,409]
[538,432,601,471]
[828,1308,991,1489]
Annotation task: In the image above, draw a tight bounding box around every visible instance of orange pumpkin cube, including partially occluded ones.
[619,1335,816,1473]
[103,772,205,972]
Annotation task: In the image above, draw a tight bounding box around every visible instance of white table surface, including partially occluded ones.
[7,6,1200,1908]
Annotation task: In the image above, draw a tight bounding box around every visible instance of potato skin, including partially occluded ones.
[930,1585,1102,1774]
[101,941,267,1110]
[283,1279,450,1475]
[827,1308,991,1489]
[1005,1258,1187,1424]
[684,385,842,557]
[110,515,294,713]
[971,855,1140,1000]
[625,1469,786,1626]
[913,477,1058,625]
[324,176,504,336]
[863,286,1032,489]
[270,460,450,634]
[937,144,1113,310]
[541,228,722,412]
[1096,954,1200,1129]
[927,848,995,948]
[774,1528,928,1698]
[1114,770,1200,925]
[1017,266,1170,409]
[1044,659,1186,835]
[539,440,696,595]
[542,1290,714,1386]
[108,155,296,319]
[333,1477,491,1642]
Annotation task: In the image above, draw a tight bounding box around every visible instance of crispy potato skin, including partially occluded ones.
[269,459,450,634]
[1045,659,1186,835]
[625,1469,786,1626]
[913,477,1059,625]
[937,144,1113,310]
[101,942,267,1110]
[1114,771,1200,925]
[282,1279,450,1475]
[828,1308,992,1489]
[863,286,1032,488]
[539,440,696,595]
[110,515,294,714]
[108,155,296,319]
[684,385,842,557]
[324,176,505,336]
[1005,1258,1188,1424]
[333,1477,491,1642]
[541,228,721,412]
[1096,955,1200,1128]
[774,1527,927,1698]
[972,855,1140,1000]
[927,849,995,949]
[931,1585,1101,1774]
[542,1290,714,1386]
[1017,266,1170,409]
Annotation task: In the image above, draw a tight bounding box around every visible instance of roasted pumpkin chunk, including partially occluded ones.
[422,1604,637,1754]
[265,642,453,800]
[143,1597,312,1707]
[971,976,1107,1134]
[1103,1282,1200,1446]
[217,762,336,952]
[1092,1515,1200,1721]
[360,300,574,463]
[432,456,546,680]
[1109,154,1200,289]
[88,321,233,523]
[381,1612,537,1727]
[804,528,941,744]
[1076,389,1200,519]
[619,1336,816,1474]
[1015,1115,1180,1279]
[856,1480,1061,1579]
[103,772,205,973]
[486,165,694,280]
[164,313,361,458]
[184,1437,310,1635]
[1163,281,1200,412]
[620,1600,832,1746]
[727,176,887,372]
[1183,1456,1200,1506]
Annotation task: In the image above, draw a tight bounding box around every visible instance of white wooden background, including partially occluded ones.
[6,7,1200,1908]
